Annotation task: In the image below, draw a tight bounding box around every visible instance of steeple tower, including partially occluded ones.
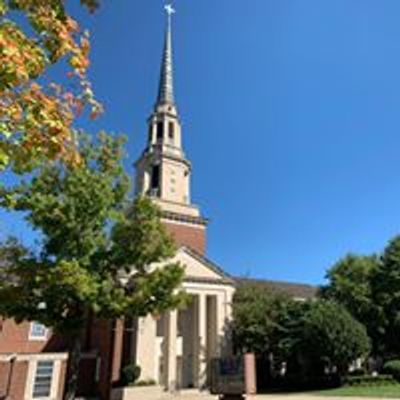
[135,5,207,255]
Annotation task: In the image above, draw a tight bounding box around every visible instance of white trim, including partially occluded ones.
[50,360,61,399]
[29,322,48,341]
[24,357,36,400]
[25,357,63,400]
[161,218,206,229]
[182,284,233,295]
[0,352,68,362]
[0,353,17,362]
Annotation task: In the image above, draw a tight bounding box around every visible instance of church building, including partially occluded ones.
[131,6,236,391]
[0,6,316,400]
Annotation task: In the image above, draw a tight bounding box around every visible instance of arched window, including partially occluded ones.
[151,165,160,194]
[157,122,164,141]
[168,122,174,139]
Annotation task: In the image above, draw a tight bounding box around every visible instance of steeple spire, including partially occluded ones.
[135,3,206,236]
[157,4,175,106]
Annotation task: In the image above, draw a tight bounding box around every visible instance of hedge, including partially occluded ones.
[383,360,400,381]
[345,374,397,387]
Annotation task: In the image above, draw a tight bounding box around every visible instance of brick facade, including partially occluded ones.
[163,221,206,255]
[0,220,207,400]
[0,317,116,400]
[0,357,68,400]
[0,362,7,397]
[0,320,65,353]
[0,360,28,400]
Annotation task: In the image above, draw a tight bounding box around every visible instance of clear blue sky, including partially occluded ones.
[3,0,400,285]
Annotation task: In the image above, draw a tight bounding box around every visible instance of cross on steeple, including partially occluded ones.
[165,4,175,19]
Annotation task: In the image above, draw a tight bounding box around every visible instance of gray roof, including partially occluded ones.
[178,246,318,299]
[234,277,318,300]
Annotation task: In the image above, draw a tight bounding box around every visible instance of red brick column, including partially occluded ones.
[244,353,257,395]
[111,319,124,385]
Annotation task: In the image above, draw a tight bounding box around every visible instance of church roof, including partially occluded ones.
[180,248,317,299]
[234,277,318,300]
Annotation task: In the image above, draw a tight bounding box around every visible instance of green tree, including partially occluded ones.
[0,133,186,400]
[321,254,383,355]
[273,298,309,369]
[232,285,370,384]
[298,300,371,377]
[373,235,400,358]
[232,283,290,355]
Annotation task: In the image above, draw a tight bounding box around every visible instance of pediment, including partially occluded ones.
[172,247,233,283]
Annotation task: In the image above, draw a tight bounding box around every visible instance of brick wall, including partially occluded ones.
[0,358,68,400]
[89,318,114,400]
[0,360,28,399]
[0,319,66,353]
[164,221,206,255]
[0,361,9,397]
[10,360,29,399]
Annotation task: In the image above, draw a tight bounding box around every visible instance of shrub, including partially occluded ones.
[383,360,400,381]
[345,374,396,387]
[120,364,141,387]
[348,368,366,376]
[135,379,157,386]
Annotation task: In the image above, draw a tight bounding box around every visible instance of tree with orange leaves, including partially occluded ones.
[0,0,103,173]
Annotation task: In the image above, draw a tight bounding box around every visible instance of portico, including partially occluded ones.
[133,248,235,391]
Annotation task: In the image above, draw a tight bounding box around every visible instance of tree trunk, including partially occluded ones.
[64,332,82,400]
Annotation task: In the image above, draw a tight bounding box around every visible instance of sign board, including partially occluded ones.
[210,357,245,395]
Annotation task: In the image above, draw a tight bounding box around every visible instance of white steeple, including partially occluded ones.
[135,5,201,219]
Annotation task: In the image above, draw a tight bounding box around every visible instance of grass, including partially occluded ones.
[315,384,400,398]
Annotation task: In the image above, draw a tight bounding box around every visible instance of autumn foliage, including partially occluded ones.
[0,0,102,172]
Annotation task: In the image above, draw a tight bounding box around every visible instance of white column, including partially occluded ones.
[164,310,178,392]
[216,293,225,356]
[198,293,208,389]
[135,316,157,381]
[192,297,199,387]
[217,294,225,336]
[208,296,218,359]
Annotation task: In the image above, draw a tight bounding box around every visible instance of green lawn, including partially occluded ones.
[316,384,400,398]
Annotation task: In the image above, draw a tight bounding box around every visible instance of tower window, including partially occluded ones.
[156,122,164,141]
[148,126,153,142]
[151,165,160,193]
[168,122,174,139]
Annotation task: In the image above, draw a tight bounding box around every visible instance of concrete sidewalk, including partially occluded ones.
[256,395,388,400]
[167,392,390,400]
